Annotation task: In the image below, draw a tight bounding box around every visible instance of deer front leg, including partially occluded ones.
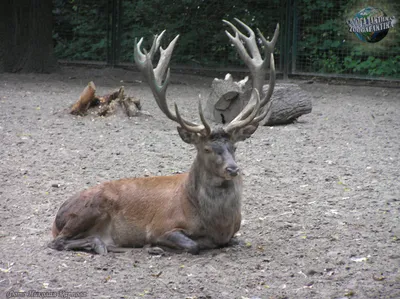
[153,230,200,255]
[49,235,108,255]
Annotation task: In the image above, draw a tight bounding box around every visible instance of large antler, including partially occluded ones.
[134,32,211,136]
[223,19,279,133]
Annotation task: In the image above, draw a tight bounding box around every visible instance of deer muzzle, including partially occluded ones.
[226,166,240,177]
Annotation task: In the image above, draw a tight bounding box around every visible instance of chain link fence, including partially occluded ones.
[53,0,400,80]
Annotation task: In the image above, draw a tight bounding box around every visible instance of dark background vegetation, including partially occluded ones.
[52,0,400,78]
[0,0,57,72]
[0,0,399,78]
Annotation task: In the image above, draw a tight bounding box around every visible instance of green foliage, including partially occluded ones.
[52,0,399,78]
[119,0,281,67]
[54,0,279,67]
[296,0,400,78]
[53,0,281,67]
[53,0,108,61]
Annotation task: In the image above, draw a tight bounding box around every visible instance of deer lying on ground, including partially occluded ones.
[49,19,279,255]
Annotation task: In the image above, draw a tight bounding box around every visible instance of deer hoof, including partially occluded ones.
[93,237,108,255]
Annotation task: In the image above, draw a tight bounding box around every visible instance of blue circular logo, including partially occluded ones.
[347,7,396,43]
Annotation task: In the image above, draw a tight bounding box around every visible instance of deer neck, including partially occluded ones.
[185,155,243,209]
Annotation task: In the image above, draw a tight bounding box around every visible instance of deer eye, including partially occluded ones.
[204,146,212,153]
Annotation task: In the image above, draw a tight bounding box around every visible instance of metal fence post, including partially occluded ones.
[107,0,121,66]
[282,0,292,79]
[279,0,285,75]
[292,0,297,74]
[106,0,112,65]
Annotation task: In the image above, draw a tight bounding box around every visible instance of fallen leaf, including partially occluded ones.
[0,267,11,273]
[350,256,370,262]
[344,290,355,297]
[372,274,385,281]
[104,275,111,283]
[151,271,162,277]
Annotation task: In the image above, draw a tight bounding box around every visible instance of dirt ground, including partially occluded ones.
[0,66,399,299]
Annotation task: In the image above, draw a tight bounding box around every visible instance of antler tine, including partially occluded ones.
[259,52,276,108]
[222,19,262,71]
[252,92,275,124]
[149,30,166,61]
[143,62,178,122]
[228,52,276,126]
[224,89,261,134]
[234,18,267,62]
[153,34,179,86]
[174,101,211,135]
[243,52,276,127]
[198,100,212,135]
[223,19,267,94]
[134,30,166,72]
[134,32,211,135]
[134,37,146,70]
[257,23,280,60]
[223,19,278,131]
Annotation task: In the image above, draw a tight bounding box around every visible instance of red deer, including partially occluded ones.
[48,19,279,255]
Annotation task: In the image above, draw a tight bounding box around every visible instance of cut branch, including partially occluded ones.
[70,81,96,115]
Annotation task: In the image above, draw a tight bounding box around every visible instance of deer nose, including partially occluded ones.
[226,166,240,177]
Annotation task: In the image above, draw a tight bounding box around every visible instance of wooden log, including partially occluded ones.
[262,83,312,126]
[96,94,142,117]
[97,86,124,106]
[70,81,96,115]
[120,97,142,117]
[96,86,125,117]
[204,76,312,126]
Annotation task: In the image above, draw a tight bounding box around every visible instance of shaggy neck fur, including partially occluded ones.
[185,153,242,224]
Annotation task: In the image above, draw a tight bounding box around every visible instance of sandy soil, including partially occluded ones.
[0,66,399,299]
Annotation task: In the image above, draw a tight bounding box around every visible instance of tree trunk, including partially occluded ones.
[0,0,57,73]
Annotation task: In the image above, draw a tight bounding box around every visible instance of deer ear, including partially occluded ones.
[177,126,201,144]
[231,124,259,142]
